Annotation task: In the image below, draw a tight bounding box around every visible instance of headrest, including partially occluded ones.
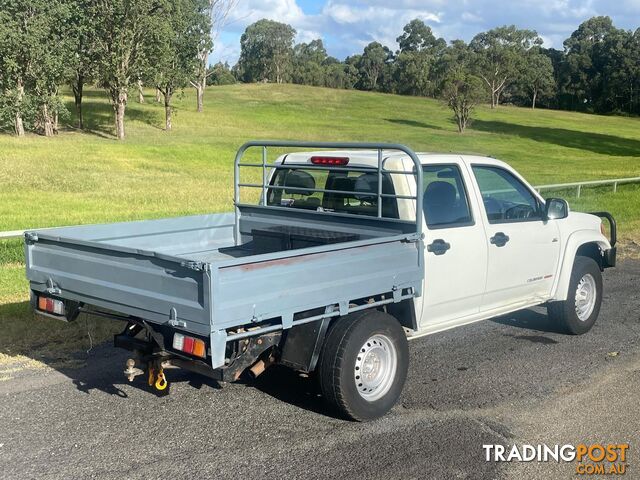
[283,170,315,195]
[353,173,378,201]
[331,177,355,194]
[424,181,457,206]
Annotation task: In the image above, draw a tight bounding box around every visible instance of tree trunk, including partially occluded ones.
[137,80,145,103]
[113,90,127,140]
[72,74,84,129]
[532,89,537,109]
[42,103,54,137]
[164,89,173,131]
[15,79,25,136]
[196,79,204,113]
[155,88,161,102]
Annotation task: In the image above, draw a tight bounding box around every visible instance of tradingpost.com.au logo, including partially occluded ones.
[484,443,629,475]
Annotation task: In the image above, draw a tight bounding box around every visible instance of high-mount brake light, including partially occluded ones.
[172,333,207,358]
[37,295,65,315]
[310,156,349,166]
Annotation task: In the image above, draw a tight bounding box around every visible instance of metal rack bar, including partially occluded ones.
[233,141,425,246]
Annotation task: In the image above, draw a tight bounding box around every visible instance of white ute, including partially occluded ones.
[27,142,616,421]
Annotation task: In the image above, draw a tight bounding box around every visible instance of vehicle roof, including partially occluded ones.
[276,150,510,169]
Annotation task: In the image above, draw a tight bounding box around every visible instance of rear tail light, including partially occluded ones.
[37,295,65,315]
[310,156,349,166]
[172,333,206,358]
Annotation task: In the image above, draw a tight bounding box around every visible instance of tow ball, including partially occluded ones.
[123,358,168,391]
[123,358,144,382]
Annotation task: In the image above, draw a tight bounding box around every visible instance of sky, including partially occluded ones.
[211,0,640,66]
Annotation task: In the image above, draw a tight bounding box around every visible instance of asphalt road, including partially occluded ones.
[1,261,639,480]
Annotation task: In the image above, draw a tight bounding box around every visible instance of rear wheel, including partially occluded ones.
[548,256,603,335]
[317,310,409,421]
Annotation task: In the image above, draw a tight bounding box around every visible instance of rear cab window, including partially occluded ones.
[267,167,399,218]
[422,164,474,229]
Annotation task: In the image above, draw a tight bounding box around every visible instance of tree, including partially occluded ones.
[324,60,358,89]
[627,29,640,114]
[521,49,556,108]
[292,39,328,86]
[391,20,447,97]
[397,18,446,54]
[0,0,72,136]
[442,68,485,133]
[359,42,391,90]
[92,0,164,140]
[207,62,236,85]
[563,17,639,114]
[470,25,542,108]
[560,16,640,113]
[432,39,473,94]
[191,0,237,113]
[147,0,207,131]
[67,0,99,129]
[237,19,296,83]
[394,51,433,96]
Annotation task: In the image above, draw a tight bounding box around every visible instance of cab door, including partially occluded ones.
[416,161,488,328]
[469,164,561,311]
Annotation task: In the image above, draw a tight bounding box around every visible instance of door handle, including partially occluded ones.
[490,232,510,247]
[427,239,451,255]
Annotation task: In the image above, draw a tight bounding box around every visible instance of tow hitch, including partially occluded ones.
[124,358,144,382]
[123,358,170,391]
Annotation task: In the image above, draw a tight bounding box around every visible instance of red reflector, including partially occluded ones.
[310,156,349,166]
[182,336,195,354]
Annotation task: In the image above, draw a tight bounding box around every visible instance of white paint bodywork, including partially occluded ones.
[276,151,611,338]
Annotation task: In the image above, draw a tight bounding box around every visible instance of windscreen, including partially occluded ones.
[266,167,399,218]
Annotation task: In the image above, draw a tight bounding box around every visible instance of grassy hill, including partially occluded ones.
[1,83,639,231]
[0,83,639,364]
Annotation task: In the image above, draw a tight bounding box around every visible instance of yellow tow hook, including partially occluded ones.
[154,369,168,391]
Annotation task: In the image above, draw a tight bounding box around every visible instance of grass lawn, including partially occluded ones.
[0,83,639,366]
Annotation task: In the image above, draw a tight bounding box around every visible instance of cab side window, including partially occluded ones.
[423,165,473,229]
[472,165,542,223]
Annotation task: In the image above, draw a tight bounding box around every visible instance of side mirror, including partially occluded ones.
[544,198,569,220]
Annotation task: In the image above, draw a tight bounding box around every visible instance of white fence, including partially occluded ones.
[535,176,640,198]
[1,176,639,241]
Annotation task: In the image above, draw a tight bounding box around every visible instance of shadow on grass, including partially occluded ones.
[62,90,164,138]
[0,300,331,416]
[385,118,446,131]
[472,120,640,157]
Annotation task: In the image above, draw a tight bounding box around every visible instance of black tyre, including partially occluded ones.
[317,310,409,421]
[548,256,603,335]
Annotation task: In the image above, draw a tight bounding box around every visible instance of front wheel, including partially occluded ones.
[548,256,603,335]
[317,310,409,421]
